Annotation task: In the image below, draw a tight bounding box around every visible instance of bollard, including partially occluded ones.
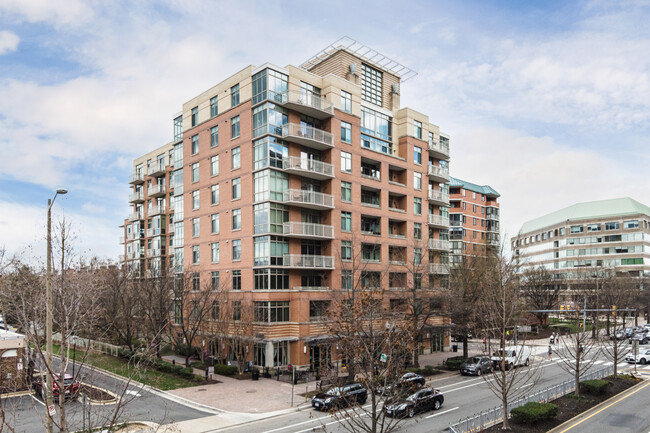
[172,359,175,366]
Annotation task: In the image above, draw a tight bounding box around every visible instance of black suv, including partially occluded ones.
[460,356,493,376]
[383,387,444,418]
[312,383,367,411]
[376,372,426,395]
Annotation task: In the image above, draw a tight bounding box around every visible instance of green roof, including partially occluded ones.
[449,177,500,198]
[519,197,650,234]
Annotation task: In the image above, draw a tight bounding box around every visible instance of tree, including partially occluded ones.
[448,255,485,358]
[137,275,173,358]
[96,265,140,351]
[477,250,541,430]
[521,266,563,326]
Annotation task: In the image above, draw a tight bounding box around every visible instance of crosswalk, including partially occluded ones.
[546,356,650,370]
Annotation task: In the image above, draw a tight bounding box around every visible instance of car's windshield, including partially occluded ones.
[469,357,482,363]
[325,387,341,396]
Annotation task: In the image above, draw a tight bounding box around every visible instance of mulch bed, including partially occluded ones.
[482,375,641,432]
[80,384,116,402]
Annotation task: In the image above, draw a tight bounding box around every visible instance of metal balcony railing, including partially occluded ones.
[148,184,166,197]
[147,160,167,176]
[281,123,333,150]
[283,222,334,239]
[428,165,450,181]
[428,190,449,203]
[282,156,334,178]
[129,191,144,203]
[429,263,449,275]
[428,139,450,158]
[283,254,334,269]
[129,172,144,184]
[283,189,334,209]
[127,211,143,222]
[428,215,450,227]
[428,239,451,250]
[278,90,334,119]
[148,204,166,216]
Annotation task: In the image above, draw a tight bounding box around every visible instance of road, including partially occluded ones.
[216,346,640,433]
[2,360,216,433]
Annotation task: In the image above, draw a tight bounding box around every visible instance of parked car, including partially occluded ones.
[384,387,444,418]
[312,383,367,411]
[460,356,493,376]
[643,324,650,332]
[625,349,650,364]
[624,327,636,338]
[633,326,647,334]
[491,346,532,371]
[630,333,649,345]
[610,330,626,340]
[33,374,80,401]
[376,372,425,395]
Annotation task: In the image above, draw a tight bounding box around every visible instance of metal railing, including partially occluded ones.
[428,190,450,203]
[282,156,334,177]
[428,139,450,157]
[279,90,334,115]
[129,191,144,202]
[429,214,450,226]
[281,123,333,148]
[449,365,614,433]
[148,204,166,216]
[428,164,450,180]
[127,211,142,222]
[283,189,334,208]
[283,222,334,238]
[429,263,449,274]
[429,239,451,250]
[148,184,166,196]
[129,172,144,184]
[283,254,334,269]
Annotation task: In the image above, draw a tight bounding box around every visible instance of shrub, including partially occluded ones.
[444,357,467,370]
[405,366,440,376]
[178,367,195,380]
[117,349,134,359]
[511,402,558,424]
[580,379,611,395]
[213,363,238,376]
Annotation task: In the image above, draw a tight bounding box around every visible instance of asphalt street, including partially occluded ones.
[2,359,216,433]
[216,346,641,433]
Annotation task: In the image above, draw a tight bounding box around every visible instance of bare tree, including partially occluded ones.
[220,294,255,374]
[521,266,563,326]
[96,265,140,351]
[448,254,485,358]
[138,276,173,358]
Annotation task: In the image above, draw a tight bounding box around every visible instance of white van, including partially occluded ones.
[491,345,532,370]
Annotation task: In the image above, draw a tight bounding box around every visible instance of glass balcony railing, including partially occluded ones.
[129,172,145,184]
[283,254,334,269]
[428,165,450,181]
[428,139,450,159]
[278,90,334,119]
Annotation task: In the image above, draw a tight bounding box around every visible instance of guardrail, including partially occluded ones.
[449,364,614,433]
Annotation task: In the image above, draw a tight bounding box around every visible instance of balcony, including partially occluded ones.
[278,90,334,120]
[147,160,167,177]
[146,228,165,237]
[283,254,334,269]
[294,286,330,291]
[149,184,166,198]
[283,189,334,210]
[146,249,164,258]
[283,222,334,239]
[428,139,450,160]
[428,190,449,205]
[148,204,166,216]
[128,211,143,222]
[428,239,451,251]
[428,214,449,228]
[429,263,449,275]
[129,172,144,185]
[281,123,333,150]
[428,165,450,183]
[281,156,334,180]
[129,191,144,204]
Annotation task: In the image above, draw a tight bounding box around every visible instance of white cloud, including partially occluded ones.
[0,30,19,54]
[0,0,92,26]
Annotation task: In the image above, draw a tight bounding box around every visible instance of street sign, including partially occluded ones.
[48,405,56,416]
[17,362,23,371]
[380,353,387,363]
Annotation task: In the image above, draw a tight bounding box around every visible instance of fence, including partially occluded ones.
[449,364,614,433]
[52,333,122,357]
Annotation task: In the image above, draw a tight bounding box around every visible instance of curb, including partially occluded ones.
[546,376,648,433]
[0,389,33,399]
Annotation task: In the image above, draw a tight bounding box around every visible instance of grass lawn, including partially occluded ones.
[49,344,201,391]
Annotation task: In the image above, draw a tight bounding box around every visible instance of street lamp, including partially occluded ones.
[46,188,67,433]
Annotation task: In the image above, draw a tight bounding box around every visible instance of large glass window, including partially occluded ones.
[341,270,353,289]
[192,245,199,264]
[341,240,352,260]
[173,116,183,143]
[254,202,288,234]
[341,211,352,232]
[254,301,290,323]
[231,84,240,107]
[361,63,383,106]
[254,236,289,266]
[341,181,352,202]
[254,268,290,290]
[361,107,392,154]
[192,190,200,210]
[252,69,288,105]
[191,134,199,155]
[192,162,199,182]
[252,102,288,138]
[253,169,288,202]
[414,146,422,164]
[414,120,422,139]
[191,106,198,127]
[192,217,199,237]
[341,90,352,113]
[414,197,422,215]
[211,242,220,263]
[253,136,288,169]
[232,272,241,291]
[414,172,422,190]
[211,213,220,234]
[211,271,220,291]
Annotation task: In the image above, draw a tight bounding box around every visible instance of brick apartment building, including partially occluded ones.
[448,177,500,265]
[122,38,452,369]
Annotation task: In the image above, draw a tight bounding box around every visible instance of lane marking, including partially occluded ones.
[426,406,459,419]
[603,362,613,366]
[260,414,331,433]
[593,360,604,365]
[557,381,650,433]
[30,395,45,407]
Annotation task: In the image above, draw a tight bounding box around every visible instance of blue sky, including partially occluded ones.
[1,0,649,262]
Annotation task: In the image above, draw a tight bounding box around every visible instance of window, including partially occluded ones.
[254,301,290,323]
[605,222,619,231]
[174,115,183,142]
[414,197,422,215]
[211,155,219,176]
[192,190,200,210]
[232,147,241,170]
[341,211,352,232]
[232,208,241,230]
[587,224,601,232]
[211,213,220,234]
[210,126,218,147]
[361,160,380,180]
[192,245,200,264]
[414,222,422,240]
[191,106,198,127]
[211,271,220,290]
[231,84,239,107]
[192,162,199,182]
[361,107,392,154]
[232,270,241,291]
[341,121,352,143]
[414,146,422,164]
[232,177,241,200]
[210,242,219,263]
[231,115,240,139]
[414,248,422,265]
[361,243,381,262]
[341,240,352,260]
[341,90,352,113]
[341,181,352,202]
[341,151,352,173]
[191,134,199,155]
[211,184,219,205]
[232,300,241,320]
[232,239,241,261]
[206,95,218,118]
[414,120,422,139]
[192,273,200,291]
[570,225,583,233]
[361,63,383,106]
[414,172,422,190]
[310,301,330,322]
[211,300,219,320]
[192,217,199,237]
[341,270,353,290]
[254,268,289,290]
[624,220,639,229]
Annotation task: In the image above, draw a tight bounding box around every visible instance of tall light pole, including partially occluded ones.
[46,188,67,433]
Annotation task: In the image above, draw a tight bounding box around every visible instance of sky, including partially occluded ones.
[0,0,649,263]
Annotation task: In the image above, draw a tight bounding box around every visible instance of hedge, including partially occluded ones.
[406,365,441,376]
[213,364,238,376]
[511,402,558,424]
[580,379,611,395]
